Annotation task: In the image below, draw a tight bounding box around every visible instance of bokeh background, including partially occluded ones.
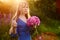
[0,0,60,40]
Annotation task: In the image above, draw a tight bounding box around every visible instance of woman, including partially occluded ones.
[9,0,31,40]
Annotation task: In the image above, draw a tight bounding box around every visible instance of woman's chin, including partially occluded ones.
[23,12,28,14]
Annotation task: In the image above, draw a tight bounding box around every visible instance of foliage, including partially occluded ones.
[0,0,60,40]
[28,0,60,40]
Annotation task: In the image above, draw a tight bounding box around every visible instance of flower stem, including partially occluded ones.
[35,25,38,35]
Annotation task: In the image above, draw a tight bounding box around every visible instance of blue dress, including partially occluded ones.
[11,18,31,40]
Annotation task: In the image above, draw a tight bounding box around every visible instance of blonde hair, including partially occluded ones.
[9,0,31,34]
[12,0,31,20]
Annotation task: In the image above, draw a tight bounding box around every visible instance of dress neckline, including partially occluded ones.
[18,18,27,24]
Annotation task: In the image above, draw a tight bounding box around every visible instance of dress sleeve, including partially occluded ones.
[10,33,17,38]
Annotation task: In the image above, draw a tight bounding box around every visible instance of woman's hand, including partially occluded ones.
[9,20,17,34]
[12,20,17,28]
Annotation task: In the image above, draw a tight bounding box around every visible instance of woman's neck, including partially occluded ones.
[19,14,25,17]
[19,14,27,23]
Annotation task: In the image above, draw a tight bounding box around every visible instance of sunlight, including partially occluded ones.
[0,0,9,2]
[0,0,31,18]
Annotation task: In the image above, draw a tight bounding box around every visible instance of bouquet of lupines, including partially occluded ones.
[27,16,40,34]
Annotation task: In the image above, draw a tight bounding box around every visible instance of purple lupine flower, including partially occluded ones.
[27,16,40,27]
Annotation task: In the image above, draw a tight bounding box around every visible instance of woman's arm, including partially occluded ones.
[9,20,17,37]
[9,27,17,37]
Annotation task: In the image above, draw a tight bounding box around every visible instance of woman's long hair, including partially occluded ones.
[9,0,31,34]
[11,0,31,26]
[13,1,31,20]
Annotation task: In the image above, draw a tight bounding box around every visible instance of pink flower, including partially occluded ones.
[27,16,40,27]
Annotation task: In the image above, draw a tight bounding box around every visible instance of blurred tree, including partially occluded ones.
[33,0,60,20]
[28,0,60,36]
